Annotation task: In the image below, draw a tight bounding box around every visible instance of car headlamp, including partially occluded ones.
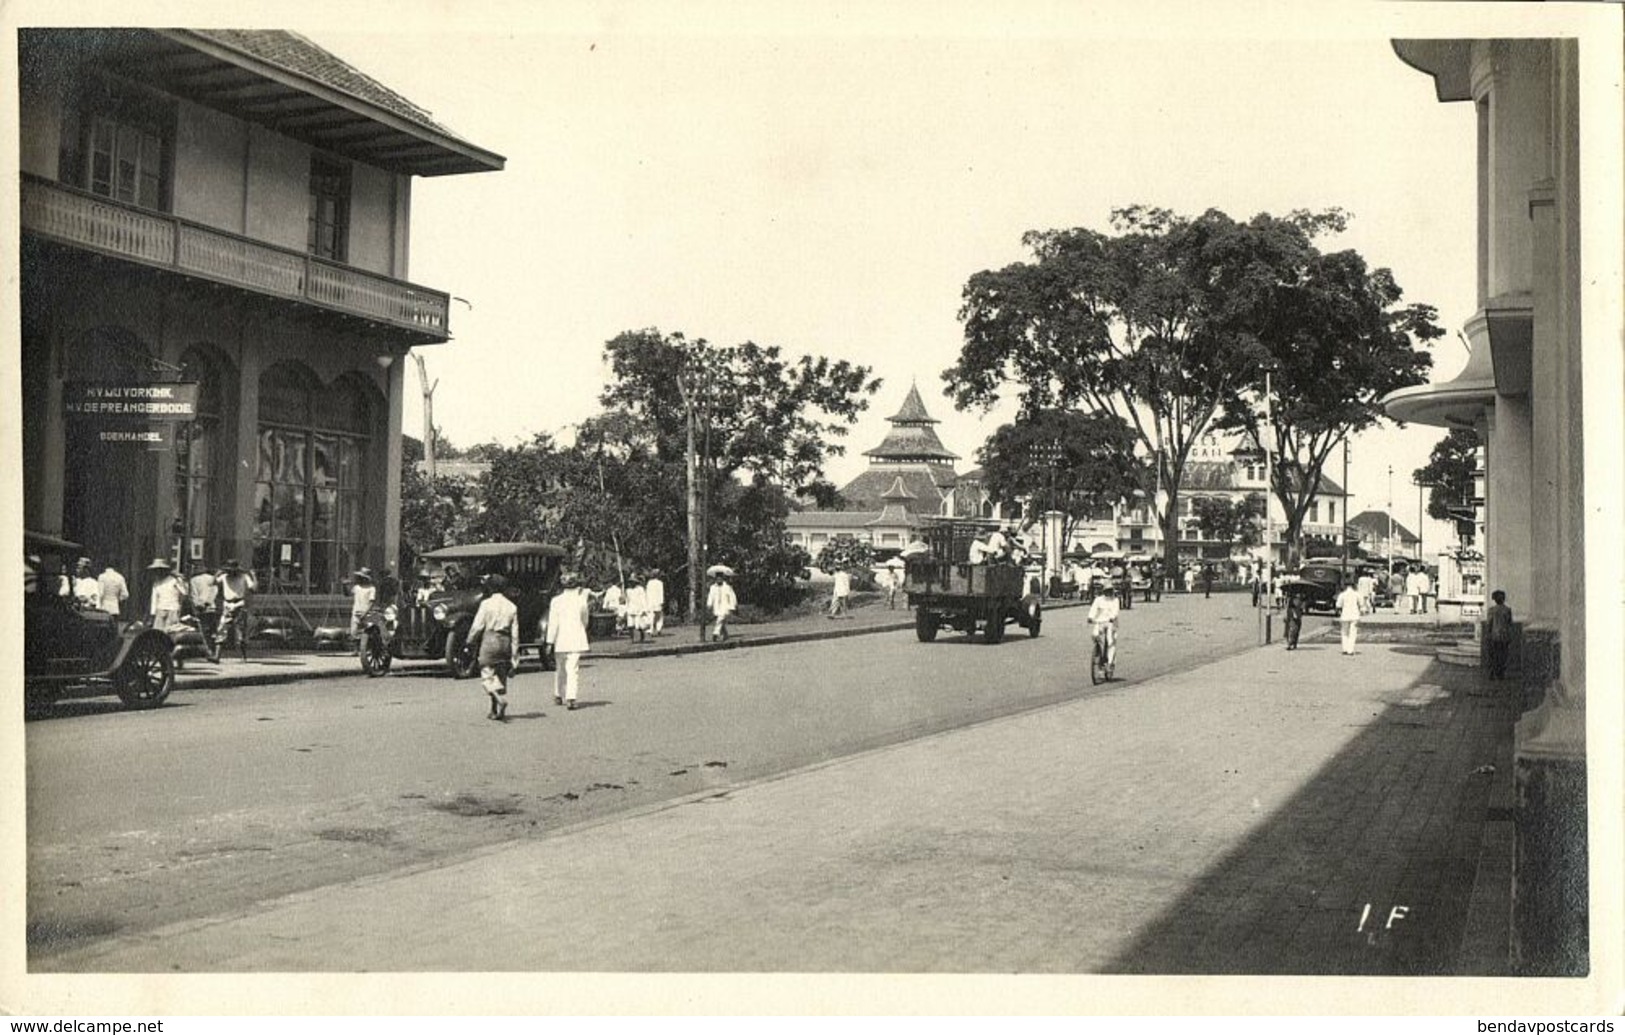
[432,603,449,623]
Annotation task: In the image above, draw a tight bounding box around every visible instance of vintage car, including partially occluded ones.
[904,518,1041,644]
[1287,560,1354,614]
[389,542,566,677]
[23,531,176,714]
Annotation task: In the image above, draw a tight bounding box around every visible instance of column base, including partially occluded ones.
[1511,678,1589,976]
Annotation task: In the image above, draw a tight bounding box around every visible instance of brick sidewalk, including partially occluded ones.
[40,634,1520,980]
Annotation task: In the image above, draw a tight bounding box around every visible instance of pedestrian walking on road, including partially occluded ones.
[1389,567,1407,614]
[1485,589,1515,680]
[829,568,851,619]
[1357,569,1376,615]
[1416,567,1433,614]
[1283,592,1303,650]
[1336,577,1363,656]
[97,561,130,617]
[1201,564,1214,599]
[707,570,738,642]
[547,572,592,709]
[468,573,521,721]
[646,569,666,636]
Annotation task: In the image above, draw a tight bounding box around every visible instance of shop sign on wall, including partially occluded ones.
[63,382,197,450]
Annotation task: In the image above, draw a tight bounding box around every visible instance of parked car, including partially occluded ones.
[23,531,175,715]
[389,542,566,677]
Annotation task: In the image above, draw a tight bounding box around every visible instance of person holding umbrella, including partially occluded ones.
[706,565,737,642]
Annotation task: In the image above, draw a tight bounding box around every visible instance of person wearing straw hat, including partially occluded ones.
[706,567,737,642]
[546,571,592,710]
[146,558,187,631]
[211,558,257,663]
[468,573,521,720]
[348,567,376,638]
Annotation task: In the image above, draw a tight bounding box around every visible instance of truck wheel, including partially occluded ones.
[445,626,478,679]
[984,608,1006,644]
[915,609,938,643]
[115,634,175,708]
[1028,603,1042,638]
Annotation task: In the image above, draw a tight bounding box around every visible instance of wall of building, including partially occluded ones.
[348,162,398,276]
[16,72,63,178]
[172,101,248,232]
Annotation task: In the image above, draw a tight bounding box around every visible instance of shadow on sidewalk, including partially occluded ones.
[1103,659,1528,976]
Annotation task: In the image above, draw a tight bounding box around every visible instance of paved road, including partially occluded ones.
[26,593,1260,960]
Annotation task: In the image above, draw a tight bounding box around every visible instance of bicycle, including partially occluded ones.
[1089,621,1115,685]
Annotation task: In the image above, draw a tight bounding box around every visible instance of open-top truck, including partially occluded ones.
[904,517,1041,644]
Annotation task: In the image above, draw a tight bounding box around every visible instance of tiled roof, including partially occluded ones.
[879,475,918,501]
[785,511,880,529]
[887,383,940,424]
[191,30,468,143]
[838,466,955,512]
[862,423,960,461]
[1348,510,1420,544]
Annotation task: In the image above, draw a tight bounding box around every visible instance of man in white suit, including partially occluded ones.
[546,572,592,710]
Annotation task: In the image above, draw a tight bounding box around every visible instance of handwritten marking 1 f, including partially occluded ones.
[1357,903,1409,931]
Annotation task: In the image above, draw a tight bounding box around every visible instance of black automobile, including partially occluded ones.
[1286,560,1350,614]
[23,531,176,715]
[389,542,566,677]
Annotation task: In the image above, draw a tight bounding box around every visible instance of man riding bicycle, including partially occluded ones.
[1087,577,1120,672]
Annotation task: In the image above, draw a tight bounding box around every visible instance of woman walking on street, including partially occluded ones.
[467,573,521,721]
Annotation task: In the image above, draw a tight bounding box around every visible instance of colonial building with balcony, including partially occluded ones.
[19,29,503,598]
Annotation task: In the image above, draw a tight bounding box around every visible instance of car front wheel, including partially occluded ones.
[115,634,175,709]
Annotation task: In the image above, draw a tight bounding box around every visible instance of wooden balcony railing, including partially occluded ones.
[21,174,450,339]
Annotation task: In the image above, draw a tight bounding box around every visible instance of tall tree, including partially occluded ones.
[975,408,1147,556]
[599,328,880,615]
[1413,427,1479,535]
[949,207,1331,571]
[1190,493,1264,559]
[1212,224,1441,554]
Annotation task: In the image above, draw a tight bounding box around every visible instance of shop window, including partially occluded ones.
[254,363,372,593]
[172,348,227,568]
[58,79,173,211]
[308,156,351,262]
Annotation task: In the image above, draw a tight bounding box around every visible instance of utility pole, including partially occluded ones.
[412,352,438,480]
[1342,437,1350,573]
[677,350,702,630]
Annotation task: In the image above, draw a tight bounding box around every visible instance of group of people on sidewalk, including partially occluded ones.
[598,569,667,643]
[42,553,261,663]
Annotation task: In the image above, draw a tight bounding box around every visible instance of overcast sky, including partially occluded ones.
[306,5,1492,547]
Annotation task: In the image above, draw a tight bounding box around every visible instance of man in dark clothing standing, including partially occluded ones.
[1202,564,1214,599]
[1485,589,1515,680]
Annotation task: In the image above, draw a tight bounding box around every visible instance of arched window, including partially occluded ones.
[254,363,373,594]
[172,347,226,567]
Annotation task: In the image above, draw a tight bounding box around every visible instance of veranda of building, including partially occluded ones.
[18,29,504,604]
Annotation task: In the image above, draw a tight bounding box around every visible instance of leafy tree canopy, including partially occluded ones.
[975,408,1147,549]
[815,534,877,576]
[1413,427,1479,528]
[599,329,882,490]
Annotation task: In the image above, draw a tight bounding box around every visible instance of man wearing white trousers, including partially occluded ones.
[1336,577,1363,656]
[645,570,665,636]
[546,571,592,710]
